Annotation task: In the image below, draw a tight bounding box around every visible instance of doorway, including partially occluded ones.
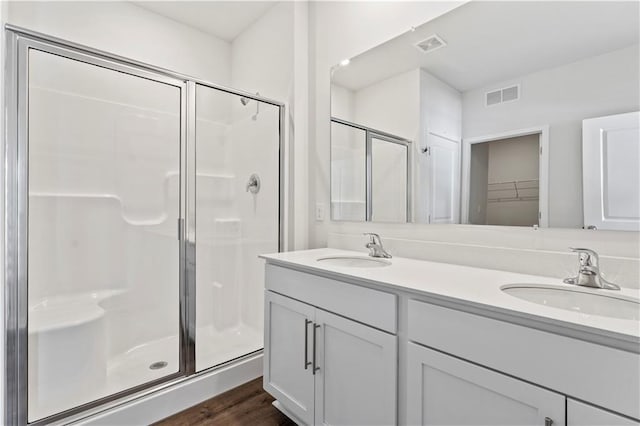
[462,127,549,227]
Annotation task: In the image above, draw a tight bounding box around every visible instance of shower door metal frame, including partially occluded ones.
[3,25,286,426]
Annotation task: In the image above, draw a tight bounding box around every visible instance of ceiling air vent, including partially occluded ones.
[485,84,520,107]
[414,34,447,54]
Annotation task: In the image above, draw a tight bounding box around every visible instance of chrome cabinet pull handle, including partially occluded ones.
[304,319,312,370]
[544,417,553,426]
[312,324,321,375]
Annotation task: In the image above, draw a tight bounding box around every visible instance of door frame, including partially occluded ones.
[3,24,286,426]
[460,125,549,227]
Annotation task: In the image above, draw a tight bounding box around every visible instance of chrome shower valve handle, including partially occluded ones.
[246,174,260,194]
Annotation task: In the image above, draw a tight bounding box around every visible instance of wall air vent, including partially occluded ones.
[414,34,447,54]
[485,84,520,107]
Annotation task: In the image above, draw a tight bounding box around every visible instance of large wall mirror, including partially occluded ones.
[330,1,640,230]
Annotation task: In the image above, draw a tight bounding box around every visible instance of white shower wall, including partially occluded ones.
[194,87,280,372]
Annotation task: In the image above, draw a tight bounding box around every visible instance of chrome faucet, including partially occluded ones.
[563,247,620,290]
[363,233,392,258]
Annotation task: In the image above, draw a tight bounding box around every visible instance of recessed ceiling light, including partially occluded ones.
[339,58,351,67]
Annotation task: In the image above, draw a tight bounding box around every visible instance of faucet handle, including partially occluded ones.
[569,247,599,267]
[363,232,381,244]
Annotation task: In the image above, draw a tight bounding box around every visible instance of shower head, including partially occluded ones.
[240,97,250,106]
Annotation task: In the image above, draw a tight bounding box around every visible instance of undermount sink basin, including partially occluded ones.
[501,284,640,321]
[317,256,391,268]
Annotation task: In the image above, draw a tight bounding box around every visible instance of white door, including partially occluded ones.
[407,343,565,426]
[583,111,640,231]
[264,291,315,425]
[427,133,460,224]
[314,309,397,426]
[568,399,639,426]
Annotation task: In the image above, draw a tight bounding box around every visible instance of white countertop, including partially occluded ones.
[261,248,640,348]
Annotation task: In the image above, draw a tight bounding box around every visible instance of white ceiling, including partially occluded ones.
[332,1,640,92]
[132,1,275,42]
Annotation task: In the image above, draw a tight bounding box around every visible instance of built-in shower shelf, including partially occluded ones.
[30,192,169,226]
[197,173,236,179]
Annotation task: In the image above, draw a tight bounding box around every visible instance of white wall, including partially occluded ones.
[231,2,293,102]
[487,135,539,184]
[229,2,294,331]
[6,1,231,84]
[354,69,420,140]
[330,83,355,121]
[462,45,640,228]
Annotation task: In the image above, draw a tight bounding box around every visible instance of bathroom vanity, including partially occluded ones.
[261,249,640,426]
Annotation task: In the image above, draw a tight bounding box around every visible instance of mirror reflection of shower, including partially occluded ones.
[240,92,260,121]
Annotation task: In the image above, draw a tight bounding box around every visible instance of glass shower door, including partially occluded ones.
[194,84,280,371]
[26,48,183,422]
[370,134,409,222]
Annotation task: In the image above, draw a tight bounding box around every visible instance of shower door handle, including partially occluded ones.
[304,319,312,370]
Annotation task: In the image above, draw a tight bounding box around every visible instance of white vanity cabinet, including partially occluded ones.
[262,256,639,426]
[407,343,565,425]
[263,266,398,426]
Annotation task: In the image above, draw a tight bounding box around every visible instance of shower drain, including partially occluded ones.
[149,361,168,370]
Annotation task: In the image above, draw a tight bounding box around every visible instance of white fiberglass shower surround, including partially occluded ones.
[3,26,284,425]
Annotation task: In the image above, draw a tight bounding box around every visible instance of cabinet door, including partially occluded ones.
[314,309,397,426]
[264,291,315,425]
[407,343,565,426]
[568,399,639,426]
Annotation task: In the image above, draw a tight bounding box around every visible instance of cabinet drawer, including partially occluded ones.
[408,299,640,420]
[266,264,397,333]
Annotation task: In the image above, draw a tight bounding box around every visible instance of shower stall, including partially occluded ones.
[3,27,284,424]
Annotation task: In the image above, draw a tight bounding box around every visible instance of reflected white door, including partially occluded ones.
[583,111,640,231]
[427,133,460,224]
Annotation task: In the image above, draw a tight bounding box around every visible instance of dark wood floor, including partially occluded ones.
[154,377,296,426]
